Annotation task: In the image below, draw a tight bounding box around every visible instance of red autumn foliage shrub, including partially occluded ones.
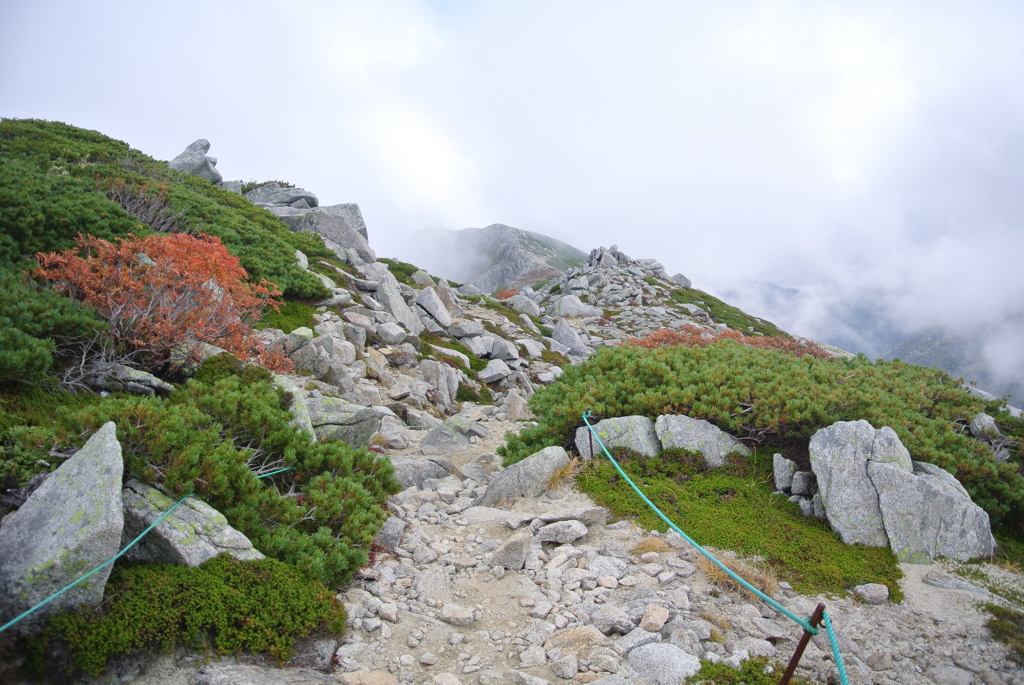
[495,288,519,300]
[34,233,292,373]
[625,325,833,360]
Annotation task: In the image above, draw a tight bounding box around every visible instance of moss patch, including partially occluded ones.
[255,300,317,333]
[34,555,345,677]
[575,449,903,599]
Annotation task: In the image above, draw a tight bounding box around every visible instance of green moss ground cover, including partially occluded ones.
[34,555,346,676]
[576,449,903,598]
[255,300,317,333]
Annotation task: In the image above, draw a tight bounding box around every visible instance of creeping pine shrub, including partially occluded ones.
[0,269,105,384]
[33,232,292,375]
[7,366,401,587]
[626,325,833,360]
[501,341,1023,532]
[38,555,346,676]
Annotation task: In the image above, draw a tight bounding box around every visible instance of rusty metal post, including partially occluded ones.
[779,602,826,685]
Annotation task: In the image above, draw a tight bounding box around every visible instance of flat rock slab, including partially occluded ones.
[121,479,264,566]
[575,416,661,460]
[0,422,124,635]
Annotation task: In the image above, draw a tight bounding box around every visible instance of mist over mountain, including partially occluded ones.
[392,224,588,294]
[709,278,1024,405]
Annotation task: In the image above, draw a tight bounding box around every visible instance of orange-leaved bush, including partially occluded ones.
[34,233,292,373]
[625,325,833,360]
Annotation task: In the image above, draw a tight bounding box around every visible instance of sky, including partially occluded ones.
[3,1,1024,389]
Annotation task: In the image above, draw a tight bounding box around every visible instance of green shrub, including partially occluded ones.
[984,603,1024,665]
[456,384,493,405]
[6,374,401,587]
[38,555,346,676]
[255,300,317,333]
[577,449,902,597]
[686,656,813,684]
[499,341,1022,532]
[0,269,105,384]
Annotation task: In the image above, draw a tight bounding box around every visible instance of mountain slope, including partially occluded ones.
[397,224,588,293]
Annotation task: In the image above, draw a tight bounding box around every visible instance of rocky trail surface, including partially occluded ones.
[82,421,1023,685]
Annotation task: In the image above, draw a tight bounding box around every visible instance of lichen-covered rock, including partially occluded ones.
[870,460,995,562]
[474,446,569,506]
[773,453,797,491]
[808,420,891,546]
[244,182,319,207]
[0,422,124,635]
[307,396,382,445]
[83,363,175,396]
[654,415,751,468]
[121,480,263,566]
[575,416,661,460]
[552,295,602,318]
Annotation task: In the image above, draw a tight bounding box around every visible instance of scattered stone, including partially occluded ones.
[536,520,588,544]
[441,603,476,627]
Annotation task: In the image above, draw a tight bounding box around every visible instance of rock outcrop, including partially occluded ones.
[168,139,222,184]
[810,420,995,561]
[0,422,124,634]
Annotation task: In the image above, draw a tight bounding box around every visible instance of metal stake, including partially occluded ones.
[779,602,826,685]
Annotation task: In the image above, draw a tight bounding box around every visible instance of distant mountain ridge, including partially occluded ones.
[397,224,588,293]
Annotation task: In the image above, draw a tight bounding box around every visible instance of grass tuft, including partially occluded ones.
[696,553,778,602]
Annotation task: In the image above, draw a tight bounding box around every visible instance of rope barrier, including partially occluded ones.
[582,410,850,684]
[0,466,295,635]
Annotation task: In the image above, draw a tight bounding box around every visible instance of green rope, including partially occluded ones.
[582,410,850,684]
[0,466,296,635]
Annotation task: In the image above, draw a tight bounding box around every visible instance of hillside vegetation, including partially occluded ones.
[500,340,1024,556]
[0,120,399,672]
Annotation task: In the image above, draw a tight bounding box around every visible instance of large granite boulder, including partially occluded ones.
[869,461,995,562]
[168,139,222,184]
[0,422,124,635]
[808,421,894,547]
[551,318,589,356]
[387,456,453,489]
[575,416,661,460]
[296,212,376,264]
[810,420,994,561]
[121,480,264,566]
[435,279,465,319]
[272,374,316,441]
[415,287,454,328]
[507,294,541,317]
[474,446,570,506]
[654,415,751,468]
[306,396,382,445]
[82,363,174,396]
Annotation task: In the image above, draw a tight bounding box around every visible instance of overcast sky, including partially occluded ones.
[4,1,1024,375]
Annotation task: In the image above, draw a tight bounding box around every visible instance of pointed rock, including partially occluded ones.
[0,422,124,635]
